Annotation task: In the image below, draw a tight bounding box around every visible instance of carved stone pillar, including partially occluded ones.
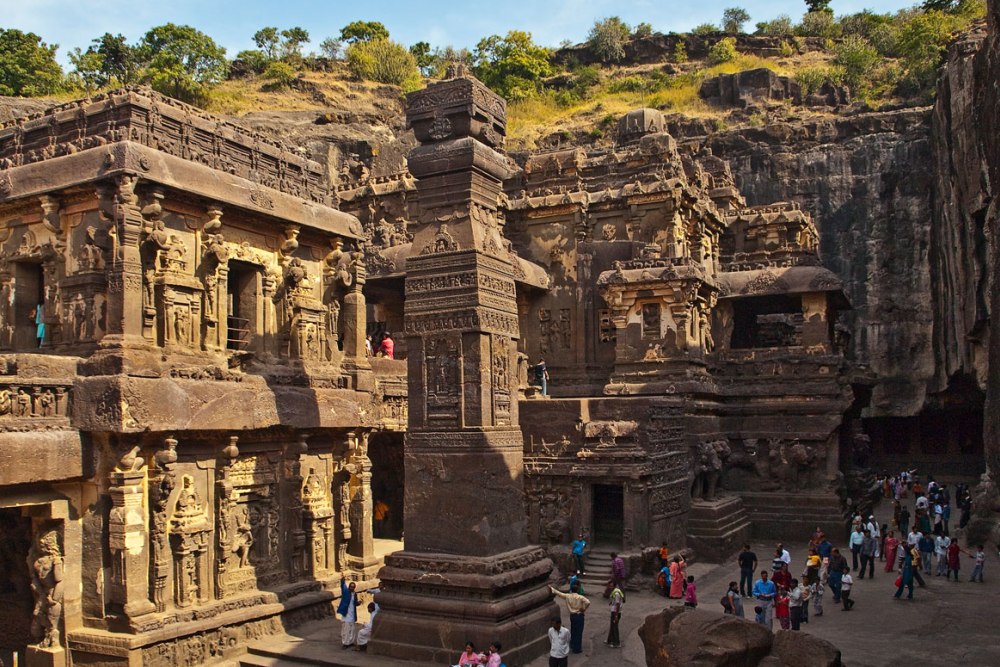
[301,465,334,578]
[371,73,556,665]
[149,436,178,613]
[107,448,156,619]
[283,436,308,579]
[96,176,147,345]
[346,429,378,577]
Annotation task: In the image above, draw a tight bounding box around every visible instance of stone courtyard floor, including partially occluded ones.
[237,538,1000,667]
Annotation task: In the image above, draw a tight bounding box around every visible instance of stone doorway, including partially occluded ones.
[0,508,34,667]
[369,432,404,540]
[13,262,45,350]
[592,484,623,546]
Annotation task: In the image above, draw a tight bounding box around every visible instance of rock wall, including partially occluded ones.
[687,110,936,417]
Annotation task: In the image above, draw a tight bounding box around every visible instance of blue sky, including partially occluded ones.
[7,0,922,65]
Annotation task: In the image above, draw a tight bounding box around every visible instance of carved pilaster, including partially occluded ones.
[108,447,156,619]
[169,475,211,608]
[97,175,146,345]
[301,465,333,577]
[149,436,177,613]
[283,436,308,579]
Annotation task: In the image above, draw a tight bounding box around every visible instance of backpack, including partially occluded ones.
[721,594,732,612]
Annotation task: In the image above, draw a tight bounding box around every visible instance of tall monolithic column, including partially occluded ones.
[370,71,556,664]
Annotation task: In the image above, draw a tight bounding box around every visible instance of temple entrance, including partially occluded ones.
[13,262,45,350]
[592,484,623,546]
[369,432,404,541]
[226,261,258,351]
[0,508,34,667]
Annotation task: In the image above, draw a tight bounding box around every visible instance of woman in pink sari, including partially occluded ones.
[883,531,899,573]
[669,555,685,598]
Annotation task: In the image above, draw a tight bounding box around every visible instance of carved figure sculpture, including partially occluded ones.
[691,440,726,501]
[233,505,253,569]
[0,389,11,415]
[16,388,31,416]
[28,526,64,648]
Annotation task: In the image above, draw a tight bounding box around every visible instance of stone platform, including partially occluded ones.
[739,491,847,541]
[686,496,752,562]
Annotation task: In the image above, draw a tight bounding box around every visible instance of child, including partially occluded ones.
[754,605,766,625]
[970,545,986,582]
[683,575,697,607]
[656,565,670,596]
[840,568,854,610]
[774,587,790,630]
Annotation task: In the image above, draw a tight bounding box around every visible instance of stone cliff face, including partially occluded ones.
[686,110,936,417]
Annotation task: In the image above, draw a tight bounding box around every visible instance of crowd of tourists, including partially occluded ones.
[332,471,988,666]
[726,470,988,633]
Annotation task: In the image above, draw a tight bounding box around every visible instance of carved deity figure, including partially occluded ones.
[38,389,55,417]
[233,505,253,569]
[28,527,64,648]
[691,440,725,501]
[0,389,11,415]
[15,388,32,416]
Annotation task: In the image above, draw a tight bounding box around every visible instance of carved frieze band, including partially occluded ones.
[407,428,525,453]
[404,308,520,336]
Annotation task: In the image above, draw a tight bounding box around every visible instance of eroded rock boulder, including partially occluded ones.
[639,607,841,667]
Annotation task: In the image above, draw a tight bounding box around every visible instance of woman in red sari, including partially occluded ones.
[883,531,899,573]
[669,555,685,598]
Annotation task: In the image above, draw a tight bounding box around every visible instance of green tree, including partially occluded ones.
[797,10,841,37]
[345,38,420,89]
[755,15,793,35]
[921,0,956,9]
[319,37,342,59]
[138,23,227,103]
[234,49,269,74]
[253,27,280,60]
[0,29,63,96]
[588,17,631,63]
[472,30,552,101]
[833,34,880,96]
[805,0,832,13]
[692,23,719,35]
[722,7,751,33]
[410,41,434,73]
[280,27,310,59]
[634,22,654,38]
[707,36,738,64]
[262,60,297,88]
[340,21,390,44]
[895,9,959,93]
[68,47,104,92]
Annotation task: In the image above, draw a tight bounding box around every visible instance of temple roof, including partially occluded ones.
[716,265,849,305]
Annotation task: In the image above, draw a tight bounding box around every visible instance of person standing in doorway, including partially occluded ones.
[547,617,571,667]
[550,583,590,654]
[606,583,625,648]
[373,499,389,538]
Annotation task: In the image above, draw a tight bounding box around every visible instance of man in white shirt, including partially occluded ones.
[867,516,881,557]
[548,617,571,667]
[907,528,922,547]
[777,543,791,568]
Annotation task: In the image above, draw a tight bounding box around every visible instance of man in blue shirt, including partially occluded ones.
[571,533,587,574]
[752,570,777,631]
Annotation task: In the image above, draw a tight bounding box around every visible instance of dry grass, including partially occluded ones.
[506,54,801,149]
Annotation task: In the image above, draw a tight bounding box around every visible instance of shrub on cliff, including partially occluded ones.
[707,37,738,65]
[473,31,552,102]
[833,35,880,96]
[346,38,420,90]
[588,17,632,63]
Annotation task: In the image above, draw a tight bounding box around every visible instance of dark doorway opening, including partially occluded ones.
[369,432,404,540]
[13,263,44,350]
[0,508,33,667]
[226,261,257,351]
[592,484,623,546]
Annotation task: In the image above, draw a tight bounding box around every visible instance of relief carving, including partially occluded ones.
[27,524,64,648]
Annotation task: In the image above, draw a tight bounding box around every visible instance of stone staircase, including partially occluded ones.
[687,496,752,562]
[575,545,618,591]
[739,491,848,542]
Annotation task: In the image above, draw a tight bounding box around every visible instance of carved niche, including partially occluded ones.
[425,335,460,426]
[169,475,211,608]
